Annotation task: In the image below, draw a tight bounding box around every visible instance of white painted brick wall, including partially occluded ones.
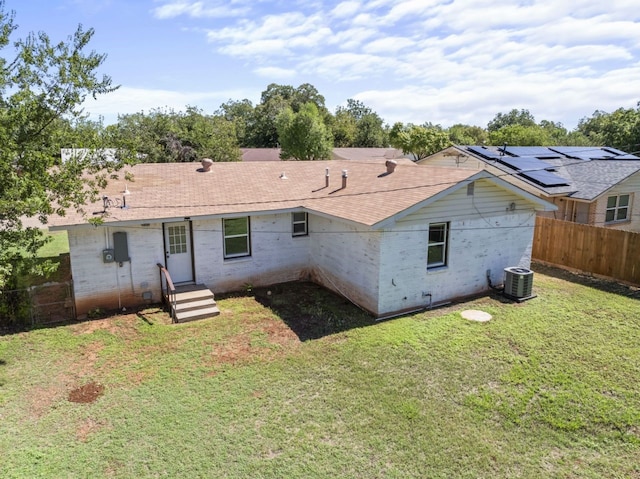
[69,224,164,316]
[193,213,310,292]
[309,216,381,313]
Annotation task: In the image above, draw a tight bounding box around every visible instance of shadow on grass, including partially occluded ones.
[221,281,377,341]
[532,261,640,302]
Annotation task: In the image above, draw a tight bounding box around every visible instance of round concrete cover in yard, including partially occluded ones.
[461,310,492,322]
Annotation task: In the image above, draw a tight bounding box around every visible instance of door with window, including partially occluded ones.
[164,221,193,283]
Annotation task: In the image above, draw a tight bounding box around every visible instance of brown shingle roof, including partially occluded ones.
[50,159,478,228]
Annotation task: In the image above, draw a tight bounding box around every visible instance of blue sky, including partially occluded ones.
[10,0,640,129]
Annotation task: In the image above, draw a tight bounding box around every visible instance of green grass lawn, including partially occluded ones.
[36,230,69,257]
[0,269,639,478]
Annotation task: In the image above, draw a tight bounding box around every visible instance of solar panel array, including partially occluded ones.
[497,156,569,187]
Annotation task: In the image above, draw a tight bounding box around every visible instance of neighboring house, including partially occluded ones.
[419,146,640,231]
[48,159,555,319]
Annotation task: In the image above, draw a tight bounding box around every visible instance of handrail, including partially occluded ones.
[157,263,177,322]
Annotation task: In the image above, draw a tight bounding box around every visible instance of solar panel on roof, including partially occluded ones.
[548,147,613,160]
[496,156,569,187]
[503,146,560,158]
[466,146,503,160]
[520,170,569,187]
[602,147,640,159]
[497,156,552,171]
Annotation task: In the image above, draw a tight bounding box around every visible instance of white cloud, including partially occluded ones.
[362,36,415,54]
[330,1,361,18]
[152,1,249,19]
[82,86,255,124]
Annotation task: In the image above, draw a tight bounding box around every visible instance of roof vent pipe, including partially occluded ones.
[342,169,348,189]
[325,167,329,188]
[385,159,397,174]
[201,158,213,172]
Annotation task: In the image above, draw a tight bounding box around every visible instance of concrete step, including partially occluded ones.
[175,305,220,323]
[174,298,217,312]
[174,288,214,304]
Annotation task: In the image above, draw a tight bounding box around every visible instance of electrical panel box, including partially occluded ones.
[113,232,130,263]
[102,249,115,263]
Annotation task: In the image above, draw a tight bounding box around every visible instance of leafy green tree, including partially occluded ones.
[217,98,255,146]
[276,103,333,161]
[577,105,640,151]
[108,107,240,162]
[0,3,117,288]
[249,83,330,148]
[329,107,357,147]
[389,123,451,161]
[176,106,240,162]
[488,124,553,146]
[487,109,537,131]
[332,99,387,147]
[446,123,488,145]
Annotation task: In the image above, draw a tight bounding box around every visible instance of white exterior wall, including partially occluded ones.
[68,223,165,316]
[193,213,310,292]
[66,180,543,318]
[309,216,381,314]
[591,172,640,232]
[377,179,536,315]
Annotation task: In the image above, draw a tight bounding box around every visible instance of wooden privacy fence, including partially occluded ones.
[533,217,640,286]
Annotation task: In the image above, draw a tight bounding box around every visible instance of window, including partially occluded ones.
[223,217,250,258]
[605,194,630,223]
[167,225,187,254]
[427,222,449,268]
[292,212,308,236]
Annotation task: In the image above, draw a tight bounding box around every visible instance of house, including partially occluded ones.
[48,158,555,320]
[419,146,640,231]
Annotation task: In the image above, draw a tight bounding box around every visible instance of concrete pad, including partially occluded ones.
[461,310,492,322]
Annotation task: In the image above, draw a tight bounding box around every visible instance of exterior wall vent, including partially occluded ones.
[503,267,535,301]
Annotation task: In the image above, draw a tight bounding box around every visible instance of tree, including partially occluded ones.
[108,107,240,162]
[276,103,333,161]
[446,123,488,145]
[487,109,536,132]
[488,124,553,146]
[389,123,451,161]
[332,99,387,147]
[0,3,118,289]
[217,98,255,147]
[577,105,640,151]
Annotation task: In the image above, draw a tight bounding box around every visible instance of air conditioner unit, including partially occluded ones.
[503,267,535,301]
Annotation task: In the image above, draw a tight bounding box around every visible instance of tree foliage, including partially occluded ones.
[577,105,640,152]
[333,99,387,147]
[276,103,333,161]
[0,3,117,288]
[108,107,240,162]
[487,109,537,132]
[389,123,451,161]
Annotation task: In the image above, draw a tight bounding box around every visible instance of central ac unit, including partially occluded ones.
[503,267,535,301]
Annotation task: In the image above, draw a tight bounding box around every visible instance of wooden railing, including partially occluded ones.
[157,263,177,322]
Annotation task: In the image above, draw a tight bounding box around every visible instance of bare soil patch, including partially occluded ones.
[68,382,104,403]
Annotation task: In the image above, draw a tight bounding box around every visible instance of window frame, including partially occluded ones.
[605,194,631,223]
[223,217,251,259]
[427,222,449,269]
[291,212,308,237]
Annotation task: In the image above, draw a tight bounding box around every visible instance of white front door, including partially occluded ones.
[164,221,193,284]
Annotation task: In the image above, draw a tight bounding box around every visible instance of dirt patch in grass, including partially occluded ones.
[76,417,108,442]
[29,374,72,419]
[68,382,104,403]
